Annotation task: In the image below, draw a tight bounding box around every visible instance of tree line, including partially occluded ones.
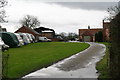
[109,8,120,79]
[107,1,120,79]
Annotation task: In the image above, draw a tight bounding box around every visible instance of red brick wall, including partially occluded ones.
[41,32,54,39]
[79,28,102,42]
[103,21,110,41]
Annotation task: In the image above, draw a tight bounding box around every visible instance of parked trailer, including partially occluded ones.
[0,37,9,52]
[30,34,36,42]
[17,33,31,45]
[25,33,34,43]
[14,33,24,46]
[0,32,19,48]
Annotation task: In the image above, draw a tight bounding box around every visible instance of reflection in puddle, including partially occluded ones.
[23,43,106,78]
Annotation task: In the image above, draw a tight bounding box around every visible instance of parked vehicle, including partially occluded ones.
[0,32,19,48]
[28,33,36,43]
[17,33,31,45]
[0,37,9,52]
[25,33,35,43]
[14,33,24,46]
[30,34,36,42]
[38,37,51,42]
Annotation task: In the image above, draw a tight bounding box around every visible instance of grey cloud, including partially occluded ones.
[18,0,118,10]
[18,0,120,2]
[48,2,118,11]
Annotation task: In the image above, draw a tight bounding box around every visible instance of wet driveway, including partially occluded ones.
[23,42,106,78]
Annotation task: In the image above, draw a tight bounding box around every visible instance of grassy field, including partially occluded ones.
[3,42,89,78]
[96,42,110,79]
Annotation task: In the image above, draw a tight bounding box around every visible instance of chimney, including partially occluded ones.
[88,25,90,30]
[103,19,104,23]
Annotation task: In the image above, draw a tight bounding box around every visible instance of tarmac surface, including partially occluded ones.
[23,42,106,78]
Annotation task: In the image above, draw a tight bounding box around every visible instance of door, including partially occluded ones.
[83,36,90,42]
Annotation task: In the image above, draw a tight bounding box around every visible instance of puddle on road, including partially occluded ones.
[24,59,99,78]
[23,43,106,78]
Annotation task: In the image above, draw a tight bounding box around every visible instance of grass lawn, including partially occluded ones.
[96,42,110,79]
[3,42,89,78]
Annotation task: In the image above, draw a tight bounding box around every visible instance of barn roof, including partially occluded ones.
[15,26,40,36]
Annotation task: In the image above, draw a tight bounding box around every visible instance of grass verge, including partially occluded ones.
[96,42,110,79]
[3,42,89,78]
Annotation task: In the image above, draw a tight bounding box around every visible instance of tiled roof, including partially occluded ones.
[15,26,40,35]
[81,30,93,36]
[34,27,55,33]
[79,28,103,36]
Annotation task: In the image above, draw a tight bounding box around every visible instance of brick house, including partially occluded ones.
[15,26,40,39]
[79,26,102,42]
[79,20,111,42]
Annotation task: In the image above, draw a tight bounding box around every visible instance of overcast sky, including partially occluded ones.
[1,0,119,34]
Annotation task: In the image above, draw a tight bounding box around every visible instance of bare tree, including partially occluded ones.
[59,32,67,41]
[0,0,8,23]
[68,32,78,41]
[59,32,78,41]
[59,32,67,38]
[20,15,40,29]
[107,1,120,20]
[0,0,8,78]
[68,32,78,38]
